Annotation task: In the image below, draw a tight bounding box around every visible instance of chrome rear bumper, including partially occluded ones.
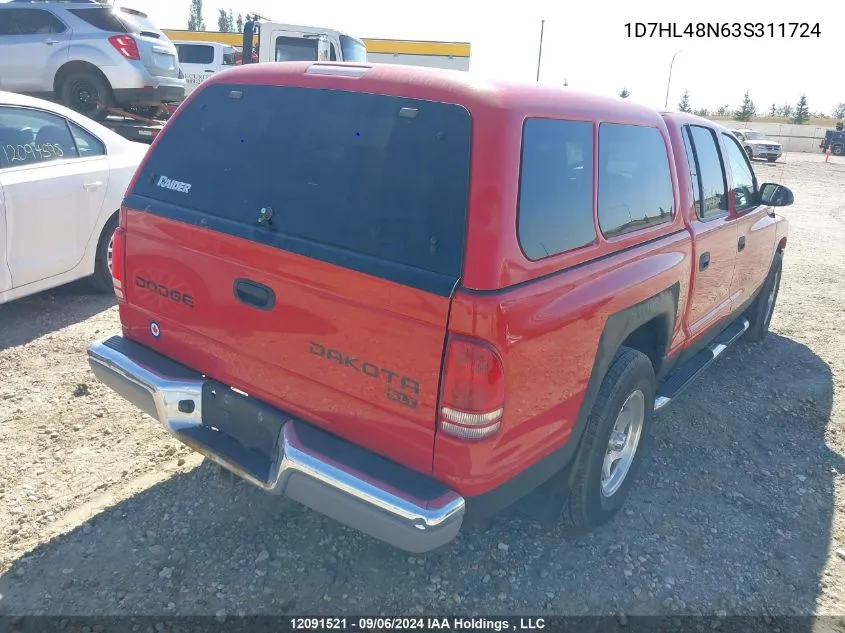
[87,336,465,553]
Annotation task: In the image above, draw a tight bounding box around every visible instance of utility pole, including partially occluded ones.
[536,19,545,82]
[664,50,682,108]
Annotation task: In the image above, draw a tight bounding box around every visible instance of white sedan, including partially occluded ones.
[0,91,147,305]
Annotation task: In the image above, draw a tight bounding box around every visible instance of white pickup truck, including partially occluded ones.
[173,41,240,96]
[171,22,469,97]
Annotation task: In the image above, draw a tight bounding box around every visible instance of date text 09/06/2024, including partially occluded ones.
[289,617,545,631]
[624,22,821,38]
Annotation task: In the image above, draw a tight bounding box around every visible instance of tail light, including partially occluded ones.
[111,225,126,300]
[438,337,505,440]
[109,35,140,61]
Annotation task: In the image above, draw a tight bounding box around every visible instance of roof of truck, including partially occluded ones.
[205,61,666,125]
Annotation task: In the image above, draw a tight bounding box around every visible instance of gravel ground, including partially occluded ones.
[1,152,844,619]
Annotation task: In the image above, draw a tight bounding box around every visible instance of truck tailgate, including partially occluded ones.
[118,80,472,474]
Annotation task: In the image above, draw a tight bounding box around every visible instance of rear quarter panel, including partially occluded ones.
[436,234,693,495]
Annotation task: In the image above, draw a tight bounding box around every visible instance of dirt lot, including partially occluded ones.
[1,152,844,619]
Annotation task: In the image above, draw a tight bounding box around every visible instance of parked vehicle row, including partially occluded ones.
[85,61,793,553]
[0,0,184,142]
[0,0,184,117]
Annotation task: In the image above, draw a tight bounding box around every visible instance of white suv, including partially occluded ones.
[0,0,185,119]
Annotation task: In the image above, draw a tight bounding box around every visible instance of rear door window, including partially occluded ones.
[0,8,67,35]
[597,123,674,238]
[69,121,106,158]
[129,84,472,285]
[517,118,596,260]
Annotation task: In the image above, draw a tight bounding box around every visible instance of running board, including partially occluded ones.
[654,317,750,411]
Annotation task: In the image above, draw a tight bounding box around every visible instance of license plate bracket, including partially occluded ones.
[201,380,287,463]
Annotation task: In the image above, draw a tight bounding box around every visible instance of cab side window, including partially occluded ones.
[517,118,596,260]
[0,106,78,168]
[722,133,758,212]
[222,47,238,66]
[177,44,215,64]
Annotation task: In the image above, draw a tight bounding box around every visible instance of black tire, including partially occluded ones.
[833,145,845,156]
[744,146,754,159]
[59,72,114,121]
[767,157,778,163]
[559,347,655,534]
[744,250,783,342]
[88,215,118,294]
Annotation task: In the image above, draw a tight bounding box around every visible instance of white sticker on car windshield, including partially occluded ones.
[156,175,192,194]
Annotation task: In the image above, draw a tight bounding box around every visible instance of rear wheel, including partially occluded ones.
[60,72,114,121]
[744,250,783,342]
[833,144,845,156]
[88,215,118,293]
[558,347,655,534]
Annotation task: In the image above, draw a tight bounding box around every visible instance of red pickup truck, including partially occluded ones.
[87,62,792,553]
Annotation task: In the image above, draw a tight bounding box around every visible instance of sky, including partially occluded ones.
[37,0,845,113]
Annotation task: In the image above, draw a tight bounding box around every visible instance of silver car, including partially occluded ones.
[730,128,783,163]
[0,0,185,119]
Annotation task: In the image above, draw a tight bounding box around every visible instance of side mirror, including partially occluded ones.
[759,182,794,207]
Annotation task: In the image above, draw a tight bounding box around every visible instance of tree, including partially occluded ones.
[768,104,777,117]
[677,89,691,113]
[619,87,630,99]
[716,104,730,116]
[833,102,845,120]
[228,10,235,31]
[217,9,232,32]
[792,94,810,124]
[734,90,756,122]
[188,0,205,31]
[777,104,793,118]
[694,107,710,117]
[236,13,244,32]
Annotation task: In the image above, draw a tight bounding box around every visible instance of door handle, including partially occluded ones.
[44,39,59,45]
[204,70,215,73]
[233,278,275,311]
[699,252,710,271]
[738,236,746,251]
[83,181,103,191]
